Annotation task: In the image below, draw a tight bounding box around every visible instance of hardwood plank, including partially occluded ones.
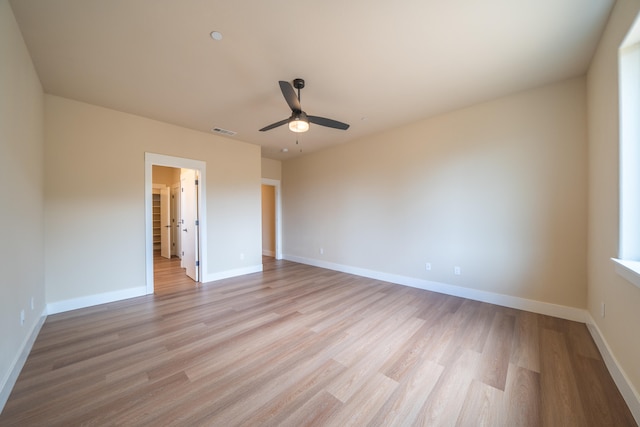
[326,316,422,402]
[436,299,487,365]
[279,390,343,427]
[510,310,541,372]
[153,252,197,295]
[307,291,387,333]
[333,305,422,368]
[237,359,347,426]
[57,372,190,427]
[571,354,637,426]
[371,358,444,426]
[456,379,504,426]
[566,319,602,360]
[539,328,588,427]
[503,363,541,427]
[381,317,449,382]
[325,372,398,426]
[413,349,482,425]
[477,311,515,390]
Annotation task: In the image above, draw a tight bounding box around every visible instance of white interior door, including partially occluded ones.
[160,186,171,259]
[180,169,199,281]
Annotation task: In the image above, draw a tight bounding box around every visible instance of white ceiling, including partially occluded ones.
[9,0,613,160]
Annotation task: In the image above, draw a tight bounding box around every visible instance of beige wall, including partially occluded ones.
[152,165,180,186]
[587,0,640,399]
[0,0,45,404]
[45,95,262,303]
[283,77,588,308]
[261,157,282,180]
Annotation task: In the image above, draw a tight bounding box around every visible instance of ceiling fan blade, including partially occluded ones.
[308,115,350,130]
[259,118,290,132]
[279,81,301,112]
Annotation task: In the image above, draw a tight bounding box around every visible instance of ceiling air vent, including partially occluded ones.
[210,127,236,137]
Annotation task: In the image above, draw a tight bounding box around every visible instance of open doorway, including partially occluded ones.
[262,184,276,257]
[145,153,207,295]
[152,166,199,294]
[261,178,282,261]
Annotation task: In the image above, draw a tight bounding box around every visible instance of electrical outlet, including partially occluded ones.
[425,262,431,271]
[454,266,461,276]
[240,253,245,260]
[30,297,34,310]
[20,309,25,326]
[320,248,324,255]
[601,302,606,318]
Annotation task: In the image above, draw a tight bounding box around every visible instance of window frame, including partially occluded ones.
[613,16,640,290]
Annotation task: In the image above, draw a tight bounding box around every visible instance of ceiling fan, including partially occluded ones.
[259,78,350,133]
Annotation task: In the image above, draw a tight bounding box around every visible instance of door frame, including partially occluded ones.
[261,178,282,260]
[145,153,207,294]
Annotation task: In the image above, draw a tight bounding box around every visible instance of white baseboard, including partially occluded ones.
[0,308,47,413]
[585,314,640,425]
[203,264,263,283]
[283,255,587,322]
[46,286,147,315]
[46,264,265,315]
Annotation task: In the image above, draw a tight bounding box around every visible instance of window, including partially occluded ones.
[614,15,640,289]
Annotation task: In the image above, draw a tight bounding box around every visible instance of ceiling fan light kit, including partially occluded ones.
[289,119,309,133]
[260,78,350,134]
[289,112,309,133]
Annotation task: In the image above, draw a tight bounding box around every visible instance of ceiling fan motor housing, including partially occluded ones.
[293,78,305,90]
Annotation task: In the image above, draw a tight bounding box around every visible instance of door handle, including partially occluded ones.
[183,228,188,232]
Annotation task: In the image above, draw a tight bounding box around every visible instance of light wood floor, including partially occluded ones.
[1,258,636,426]
[153,252,197,295]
